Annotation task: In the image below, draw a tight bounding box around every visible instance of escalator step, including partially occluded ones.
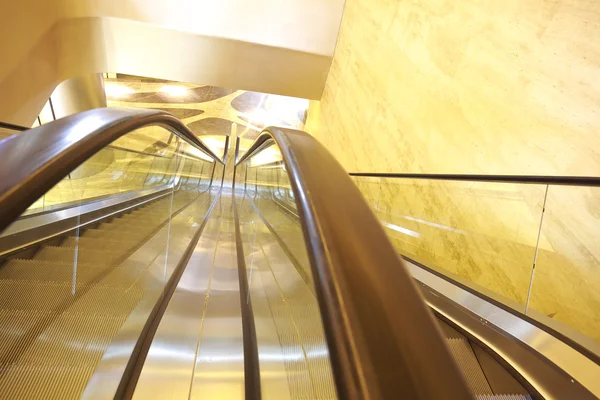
[0,281,145,312]
[0,259,147,288]
[33,246,123,264]
[477,395,532,400]
[0,260,109,284]
[61,236,137,251]
[0,312,127,366]
[446,338,493,395]
[99,223,154,232]
[0,363,95,400]
[82,228,147,239]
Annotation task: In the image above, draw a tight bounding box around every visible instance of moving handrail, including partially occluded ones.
[237,128,472,400]
[349,172,600,186]
[0,120,28,132]
[0,107,223,232]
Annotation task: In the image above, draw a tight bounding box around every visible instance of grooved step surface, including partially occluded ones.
[0,281,146,312]
[477,395,532,400]
[0,191,202,400]
[61,237,137,251]
[0,260,109,284]
[33,247,122,264]
[447,338,493,395]
[82,229,147,240]
[0,363,96,400]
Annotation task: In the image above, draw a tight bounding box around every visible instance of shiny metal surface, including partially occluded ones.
[237,194,334,400]
[408,261,600,398]
[132,202,221,399]
[241,229,292,400]
[50,74,107,119]
[237,127,472,399]
[0,107,223,233]
[0,190,195,399]
[131,193,245,400]
[189,194,245,399]
[81,190,218,400]
[0,186,168,238]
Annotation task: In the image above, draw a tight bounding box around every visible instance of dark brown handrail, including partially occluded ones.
[349,172,600,186]
[0,107,223,232]
[0,121,28,132]
[237,128,473,400]
[0,119,180,160]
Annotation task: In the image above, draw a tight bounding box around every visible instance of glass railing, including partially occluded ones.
[0,112,223,399]
[26,126,183,214]
[351,174,600,349]
[234,140,338,400]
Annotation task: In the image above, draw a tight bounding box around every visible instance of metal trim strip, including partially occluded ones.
[408,260,600,399]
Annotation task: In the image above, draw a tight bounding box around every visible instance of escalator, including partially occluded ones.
[0,108,598,400]
[228,184,531,400]
[0,192,210,398]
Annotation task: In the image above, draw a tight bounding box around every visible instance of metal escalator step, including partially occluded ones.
[117,218,164,226]
[108,216,161,225]
[82,228,147,240]
[122,212,167,219]
[477,395,532,400]
[33,246,122,263]
[65,284,147,314]
[61,236,137,251]
[0,281,145,312]
[0,260,109,284]
[0,363,96,400]
[0,260,146,288]
[446,338,493,395]
[13,312,128,365]
[99,222,154,231]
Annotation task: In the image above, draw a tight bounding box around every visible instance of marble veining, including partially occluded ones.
[306,0,600,343]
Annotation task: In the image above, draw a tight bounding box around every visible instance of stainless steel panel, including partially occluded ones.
[190,195,244,400]
[132,215,221,399]
[238,203,292,400]
[81,191,217,400]
[408,261,600,398]
[1,186,170,237]
[238,195,336,400]
[130,194,245,400]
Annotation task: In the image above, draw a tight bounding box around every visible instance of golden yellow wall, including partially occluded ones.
[306,0,600,343]
[306,0,600,176]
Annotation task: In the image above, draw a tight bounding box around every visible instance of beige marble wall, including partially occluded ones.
[306,0,600,176]
[307,0,600,342]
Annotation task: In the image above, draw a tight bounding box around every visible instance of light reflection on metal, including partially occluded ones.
[408,261,600,398]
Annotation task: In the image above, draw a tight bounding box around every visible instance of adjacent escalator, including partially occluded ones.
[0,108,225,399]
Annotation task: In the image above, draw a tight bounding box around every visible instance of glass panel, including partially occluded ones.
[236,143,337,400]
[24,126,179,215]
[356,176,546,310]
[529,185,600,343]
[0,126,219,399]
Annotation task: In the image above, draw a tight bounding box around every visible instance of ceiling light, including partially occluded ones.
[159,85,188,97]
[104,82,135,98]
